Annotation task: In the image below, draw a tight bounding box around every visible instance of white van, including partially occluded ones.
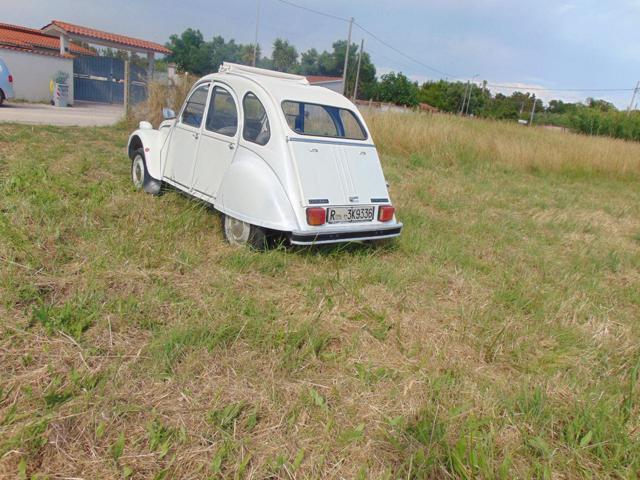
[0,58,15,105]
[127,63,402,248]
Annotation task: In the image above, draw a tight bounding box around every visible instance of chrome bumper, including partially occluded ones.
[290,223,403,245]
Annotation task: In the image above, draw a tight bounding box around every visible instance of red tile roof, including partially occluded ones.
[0,23,94,56]
[307,75,343,84]
[43,20,171,55]
[0,43,75,58]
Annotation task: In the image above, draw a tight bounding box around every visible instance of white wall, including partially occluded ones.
[0,49,74,103]
[312,80,344,94]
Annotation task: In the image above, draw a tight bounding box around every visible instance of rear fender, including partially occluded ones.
[126,126,167,181]
[219,148,299,232]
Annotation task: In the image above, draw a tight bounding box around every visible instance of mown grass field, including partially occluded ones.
[1,113,640,479]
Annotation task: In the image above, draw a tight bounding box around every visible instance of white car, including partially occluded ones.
[127,63,402,248]
[0,58,15,105]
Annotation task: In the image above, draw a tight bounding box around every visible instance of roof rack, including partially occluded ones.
[219,62,309,85]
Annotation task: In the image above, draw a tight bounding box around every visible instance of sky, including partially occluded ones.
[4,0,640,107]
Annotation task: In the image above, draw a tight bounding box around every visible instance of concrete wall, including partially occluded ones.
[312,80,344,94]
[0,49,74,103]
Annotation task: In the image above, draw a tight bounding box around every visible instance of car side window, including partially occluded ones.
[243,92,270,146]
[205,87,238,137]
[181,84,210,128]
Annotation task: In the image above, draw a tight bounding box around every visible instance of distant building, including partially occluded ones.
[306,75,344,94]
[0,21,169,104]
[419,102,439,113]
[0,23,94,57]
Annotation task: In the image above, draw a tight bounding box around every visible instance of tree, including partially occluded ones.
[586,97,616,112]
[241,44,260,67]
[165,28,213,75]
[483,93,520,120]
[271,39,298,72]
[420,80,470,113]
[297,41,376,99]
[299,48,321,75]
[209,36,244,70]
[376,72,419,106]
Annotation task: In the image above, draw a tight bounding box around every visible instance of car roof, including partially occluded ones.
[198,62,355,111]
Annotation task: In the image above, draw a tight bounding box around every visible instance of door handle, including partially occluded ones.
[192,132,199,140]
[228,143,235,150]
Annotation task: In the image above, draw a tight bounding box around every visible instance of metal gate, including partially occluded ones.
[73,56,148,104]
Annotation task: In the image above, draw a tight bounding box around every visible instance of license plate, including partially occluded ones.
[326,206,375,224]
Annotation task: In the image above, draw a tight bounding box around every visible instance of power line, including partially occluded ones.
[353,21,460,80]
[272,0,461,78]
[270,0,636,95]
[486,83,636,93]
[274,0,350,23]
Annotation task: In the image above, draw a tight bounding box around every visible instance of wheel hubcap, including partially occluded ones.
[132,156,144,188]
[225,216,250,245]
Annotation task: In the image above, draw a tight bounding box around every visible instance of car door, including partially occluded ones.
[191,85,239,201]
[165,83,211,190]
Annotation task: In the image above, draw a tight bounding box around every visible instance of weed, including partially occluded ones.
[2,117,639,478]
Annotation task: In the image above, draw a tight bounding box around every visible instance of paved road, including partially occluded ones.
[0,101,123,127]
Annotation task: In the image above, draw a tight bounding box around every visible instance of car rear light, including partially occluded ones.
[306,207,326,226]
[8,75,12,83]
[378,205,395,222]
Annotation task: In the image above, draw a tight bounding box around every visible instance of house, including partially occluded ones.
[0,21,169,104]
[306,75,344,93]
[419,102,439,113]
[0,23,94,103]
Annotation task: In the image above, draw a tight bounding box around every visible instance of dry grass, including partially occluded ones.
[367,111,640,178]
[1,113,639,479]
[129,76,197,128]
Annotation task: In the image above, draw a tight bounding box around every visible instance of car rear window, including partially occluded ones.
[282,101,367,140]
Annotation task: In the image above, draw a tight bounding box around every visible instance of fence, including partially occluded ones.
[73,56,148,105]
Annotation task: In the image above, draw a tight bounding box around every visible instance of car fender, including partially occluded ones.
[219,147,299,232]
[126,125,168,181]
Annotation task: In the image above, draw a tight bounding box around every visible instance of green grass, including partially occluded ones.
[1,116,639,478]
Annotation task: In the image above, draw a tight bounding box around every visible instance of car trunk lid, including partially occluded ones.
[290,139,389,206]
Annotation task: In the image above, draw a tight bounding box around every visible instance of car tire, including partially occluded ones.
[0,91,4,106]
[222,214,268,250]
[131,148,161,195]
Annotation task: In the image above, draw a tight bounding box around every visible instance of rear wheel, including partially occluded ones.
[0,91,4,106]
[223,214,268,249]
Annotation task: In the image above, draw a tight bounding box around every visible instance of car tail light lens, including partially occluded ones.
[306,207,326,226]
[8,75,12,83]
[378,205,395,222]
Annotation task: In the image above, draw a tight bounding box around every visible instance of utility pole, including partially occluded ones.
[252,0,260,67]
[627,80,639,116]
[529,94,536,126]
[352,38,364,102]
[465,81,474,115]
[460,80,470,115]
[342,17,354,96]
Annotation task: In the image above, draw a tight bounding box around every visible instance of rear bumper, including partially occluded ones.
[290,223,403,245]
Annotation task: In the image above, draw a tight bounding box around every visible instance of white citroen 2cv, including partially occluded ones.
[127,63,402,247]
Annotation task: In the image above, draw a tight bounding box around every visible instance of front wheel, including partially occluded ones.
[131,152,146,190]
[131,149,161,195]
[223,214,268,250]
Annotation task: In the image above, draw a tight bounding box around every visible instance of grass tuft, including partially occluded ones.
[1,115,639,477]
